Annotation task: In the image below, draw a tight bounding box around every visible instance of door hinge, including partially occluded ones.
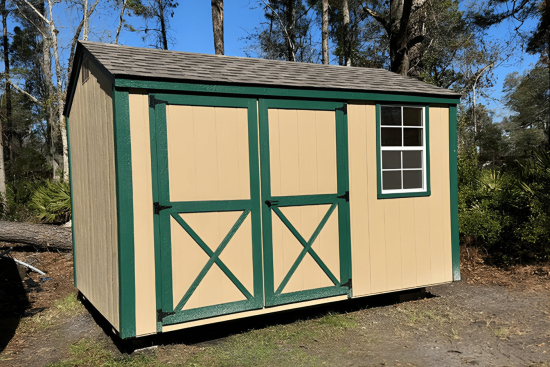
[153,202,172,215]
[336,104,347,115]
[265,199,279,207]
[149,95,168,108]
[340,279,352,288]
[157,309,175,323]
[337,191,349,202]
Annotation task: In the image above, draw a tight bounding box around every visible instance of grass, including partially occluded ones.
[49,311,359,367]
[17,293,85,335]
[492,327,510,339]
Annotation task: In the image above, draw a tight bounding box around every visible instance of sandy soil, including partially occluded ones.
[0,244,549,367]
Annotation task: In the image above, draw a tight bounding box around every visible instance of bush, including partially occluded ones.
[29,181,71,224]
[458,148,550,264]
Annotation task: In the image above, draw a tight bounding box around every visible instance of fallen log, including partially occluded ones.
[0,221,72,251]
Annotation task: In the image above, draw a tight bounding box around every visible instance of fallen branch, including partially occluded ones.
[0,221,72,251]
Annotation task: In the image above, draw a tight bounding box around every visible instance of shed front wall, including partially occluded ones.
[127,93,454,336]
[348,102,453,298]
[69,59,119,330]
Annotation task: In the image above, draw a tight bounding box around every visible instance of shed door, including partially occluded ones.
[151,95,263,326]
[259,99,352,307]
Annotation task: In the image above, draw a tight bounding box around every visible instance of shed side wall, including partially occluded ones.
[70,60,119,329]
[348,103,452,297]
[128,91,157,336]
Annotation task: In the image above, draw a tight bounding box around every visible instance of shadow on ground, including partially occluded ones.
[80,287,436,353]
[0,256,31,352]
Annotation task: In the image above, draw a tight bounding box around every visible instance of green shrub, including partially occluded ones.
[29,181,71,224]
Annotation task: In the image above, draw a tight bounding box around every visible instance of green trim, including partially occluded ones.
[376,104,432,199]
[147,97,164,332]
[116,78,462,105]
[449,106,461,281]
[172,210,254,311]
[66,116,77,288]
[112,87,136,339]
[150,93,264,325]
[259,98,352,307]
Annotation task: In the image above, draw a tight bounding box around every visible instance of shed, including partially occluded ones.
[64,41,462,339]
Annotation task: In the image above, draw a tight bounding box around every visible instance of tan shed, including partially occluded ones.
[64,41,461,339]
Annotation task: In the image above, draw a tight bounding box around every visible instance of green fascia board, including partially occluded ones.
[115,78,461,105]
[112,87,136,339]
[449,105,461,281]
[66,116,77,288]
[376,104,431,199]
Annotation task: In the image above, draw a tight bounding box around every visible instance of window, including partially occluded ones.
[378,105,430,198]
[82,59,90,84]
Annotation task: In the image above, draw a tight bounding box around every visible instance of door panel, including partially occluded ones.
[260,99,352,307]
[151,95,263,326]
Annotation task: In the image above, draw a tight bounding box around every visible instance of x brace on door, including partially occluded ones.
[271,203,341,295]
[170,210,253,312]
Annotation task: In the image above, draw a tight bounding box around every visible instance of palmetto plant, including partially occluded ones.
[30,181,71,224]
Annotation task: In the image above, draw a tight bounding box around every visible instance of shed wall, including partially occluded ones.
[69,60,119,329]
[348,103,453,297]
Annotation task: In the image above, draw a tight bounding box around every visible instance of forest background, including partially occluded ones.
[0,0,548,265]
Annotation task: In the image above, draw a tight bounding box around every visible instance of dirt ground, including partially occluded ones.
[0,243,549,367]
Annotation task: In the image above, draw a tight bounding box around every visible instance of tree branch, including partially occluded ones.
[21,0,50,24]
[362,6,389,33]
[7,79,42,105]
[258,0,295,60]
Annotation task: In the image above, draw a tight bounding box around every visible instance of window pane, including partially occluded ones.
[403,151,422,168]
[382,151,401,169]
[383,171,401,190]
[404,128,422,146]
[381,128,402,146]
[403,107,422,126]
[403,170,423,189]
[381,106,401,126]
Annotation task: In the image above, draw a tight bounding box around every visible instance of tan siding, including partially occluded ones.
[69,59,119,329]
[128,91,157,336]
[349,103,453,297]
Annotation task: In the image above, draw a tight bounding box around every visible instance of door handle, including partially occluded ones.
[337,191,349,202]
[265,200,279,207]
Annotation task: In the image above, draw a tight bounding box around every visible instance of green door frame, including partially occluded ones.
[258,98,352,307]
[149,93,264,326]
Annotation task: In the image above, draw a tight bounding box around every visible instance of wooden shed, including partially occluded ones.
[64,41,462,339]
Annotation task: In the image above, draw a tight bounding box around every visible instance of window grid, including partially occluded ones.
[380,106,427,193]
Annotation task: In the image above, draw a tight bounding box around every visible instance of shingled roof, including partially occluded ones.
[78,41,460,98]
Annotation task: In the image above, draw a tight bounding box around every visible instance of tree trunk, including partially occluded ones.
[46,0,69,182]
[157,0,168,50]
[115,0,127,44]
[83,0,88,40]
[211,0,224,55]
[342,0,350,66]
[0,221,72,250]
[1,0,9,205]
[286,0,296,61]
[322,0,328,65]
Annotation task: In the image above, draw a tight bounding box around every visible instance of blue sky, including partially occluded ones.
[60,1,539,120]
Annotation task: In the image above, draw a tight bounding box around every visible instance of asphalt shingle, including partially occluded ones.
[79,41,460,98]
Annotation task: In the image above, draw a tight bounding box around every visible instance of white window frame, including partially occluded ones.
[380,105,427,194]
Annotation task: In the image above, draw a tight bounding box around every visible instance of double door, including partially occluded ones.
[150,94,351,326]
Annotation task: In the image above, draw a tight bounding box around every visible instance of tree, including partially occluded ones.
[211,0,223,55]
[1,0,11,202]
[362,0,429,75]
[321,0,328,64]
[501,65,550,151]
[126,0,179,50]
[526,0,549,67]
[243,0,319,63]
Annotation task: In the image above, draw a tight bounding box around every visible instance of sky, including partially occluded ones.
[55,1,540,120]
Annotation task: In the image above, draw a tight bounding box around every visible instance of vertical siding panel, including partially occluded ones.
[70,60,119,329]
[277,109,301,195]
[348,104,371,296]
[440,108,453,281]
[414,196,432,285]
[384,199,402,290]
[268,110,282,196]
[193,107,219,200]
[365,104,387,293]
[428,107,446,282]
[315,110,338,194]
[297,110,319,195]
[129,92,156,335]
[399,200,417,288]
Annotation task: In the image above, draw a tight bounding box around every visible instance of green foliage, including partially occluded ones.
[458,148,550,264]
[29,181,71,224]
